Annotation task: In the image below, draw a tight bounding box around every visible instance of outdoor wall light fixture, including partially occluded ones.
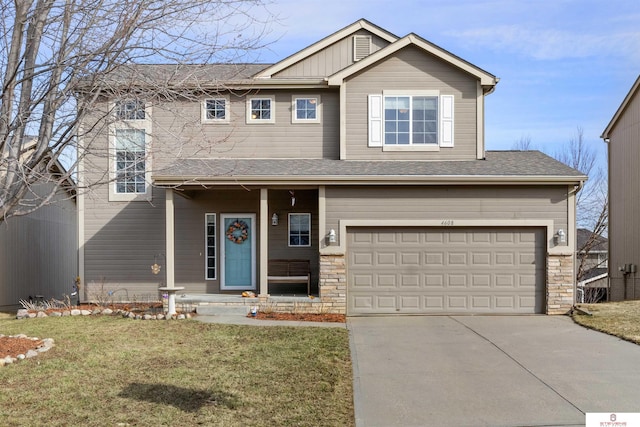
[328,229,337,244]
[271,213,279,226]
[555,229,566,244]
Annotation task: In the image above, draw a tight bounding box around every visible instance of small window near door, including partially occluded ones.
[289,213,311,247]
[205,213,216,279]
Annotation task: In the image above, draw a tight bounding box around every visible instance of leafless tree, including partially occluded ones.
[511,135,534,151]
[554,127,608,300]
[0,0,273,223]
[513,128,608,296]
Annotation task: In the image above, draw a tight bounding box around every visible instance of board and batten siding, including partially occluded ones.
[344,46,479,160]
[273,30,391,78]
[608,87,640,300]
[0,184,77,309]
[324,185,570,246]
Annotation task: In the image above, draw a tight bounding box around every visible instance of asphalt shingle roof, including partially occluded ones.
[154,151,586,184]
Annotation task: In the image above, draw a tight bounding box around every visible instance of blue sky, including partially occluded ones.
[252,0,640,165]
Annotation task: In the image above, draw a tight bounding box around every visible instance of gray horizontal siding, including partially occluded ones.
[325,185,569,246]
[274,29,390,78]
[149,90,340,170]
[83,186,320,296]
[83,185,165,299]
[344,46,479,160]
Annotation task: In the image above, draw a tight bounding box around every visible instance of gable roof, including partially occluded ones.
[601,74,640,140]
[327,33,498,90]
[255,19,399,79]
[153,151,586,187]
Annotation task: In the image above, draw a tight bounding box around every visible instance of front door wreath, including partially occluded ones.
[226,220,249,244]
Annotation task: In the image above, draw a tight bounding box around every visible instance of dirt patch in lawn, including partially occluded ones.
[250,312,346,323]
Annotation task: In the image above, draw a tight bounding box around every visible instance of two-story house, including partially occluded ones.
[601,74,640,301]
[78,19,585,315]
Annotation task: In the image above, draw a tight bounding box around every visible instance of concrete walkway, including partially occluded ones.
[348,315,640,427]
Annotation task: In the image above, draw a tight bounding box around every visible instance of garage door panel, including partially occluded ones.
[448,274,467,287]
[472,252,491,265]
[426,252,444,265]
[352,252,373,266]
[471,295,491,309]
[377,274,397,287]
[347,227,545,315]
[352,274,373,288]
[471,274,491,287]
[425,274,444,287]
[448,252,467,265]
[376,252,396,265]
[400,274,420,287]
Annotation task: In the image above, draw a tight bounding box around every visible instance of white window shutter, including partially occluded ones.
[440,94,454,147]
[368,94,383,147]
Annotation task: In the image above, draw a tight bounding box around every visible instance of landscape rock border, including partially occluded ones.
[16,308,195,321]
[1,334,54,367]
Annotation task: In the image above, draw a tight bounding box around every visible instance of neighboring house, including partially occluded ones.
[576,228,608,303]
[601,74,640,301]
[78,19,586,315]
[0,155,77,310]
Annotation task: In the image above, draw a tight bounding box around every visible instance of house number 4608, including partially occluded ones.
[441,220,454,226]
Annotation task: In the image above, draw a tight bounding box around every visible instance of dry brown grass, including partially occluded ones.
[573,301,640,345]
[0,315,354,426]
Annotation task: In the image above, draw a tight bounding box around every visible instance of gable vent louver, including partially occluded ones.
[353,35,371,61]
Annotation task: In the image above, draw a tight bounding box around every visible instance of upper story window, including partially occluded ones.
[368,91,454,150]
[202,98,229,123]
[289,213,311,247]
[115,99,145,121]
[384,96,437,145]
[246,96,275,124]
[292,95,321,123]
[115,129,146,194]
[109,99,151,201]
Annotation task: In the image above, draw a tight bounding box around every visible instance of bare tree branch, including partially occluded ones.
[0,0,275,222]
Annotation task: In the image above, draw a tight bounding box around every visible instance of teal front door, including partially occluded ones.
[221,214,256,290]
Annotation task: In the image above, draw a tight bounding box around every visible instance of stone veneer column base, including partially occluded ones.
[547,254,574,315]
[319,254,347,314]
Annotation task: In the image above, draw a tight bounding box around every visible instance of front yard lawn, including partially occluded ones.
[0,315,354,427]
[573,301,640,345]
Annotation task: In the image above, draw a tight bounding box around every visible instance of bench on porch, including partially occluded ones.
[267,259,311,295]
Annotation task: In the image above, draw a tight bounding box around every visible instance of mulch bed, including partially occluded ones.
[1,336,44,360]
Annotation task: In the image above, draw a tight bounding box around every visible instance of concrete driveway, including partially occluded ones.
[348,316,640,427]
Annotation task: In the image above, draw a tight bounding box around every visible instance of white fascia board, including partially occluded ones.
[255,19,399,79]
[327,34,498,87]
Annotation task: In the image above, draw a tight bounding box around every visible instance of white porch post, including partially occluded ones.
[259,188,269,296]
[165,188,177,315]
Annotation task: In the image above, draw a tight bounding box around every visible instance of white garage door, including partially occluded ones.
[347,227,546,315]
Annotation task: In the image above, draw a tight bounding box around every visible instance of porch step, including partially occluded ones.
[196,305,252,316]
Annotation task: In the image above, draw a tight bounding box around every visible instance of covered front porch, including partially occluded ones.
[158,185,345,314]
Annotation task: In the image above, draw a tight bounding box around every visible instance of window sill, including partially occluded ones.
[108,191,152,202]
[383,145,441,152]
[202,120,230,125]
